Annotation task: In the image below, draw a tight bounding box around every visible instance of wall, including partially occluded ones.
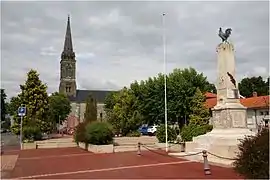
[247,108,269,132]
[70,102,106,123]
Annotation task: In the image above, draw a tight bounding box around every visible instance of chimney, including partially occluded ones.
[253,92,258,97]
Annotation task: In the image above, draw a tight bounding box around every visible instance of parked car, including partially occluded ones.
[138,124,149,135]
[147,125,158,136]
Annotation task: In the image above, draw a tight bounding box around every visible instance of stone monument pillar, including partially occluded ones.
[180,28,255,165]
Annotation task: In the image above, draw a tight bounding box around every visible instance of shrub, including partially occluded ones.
[233,128,269,179]
[180,124,212,142]
[23,126,42,141]
[73,122,88,143]
[156,124,177,143]
[126,130,141,137]
[85,122,114,145]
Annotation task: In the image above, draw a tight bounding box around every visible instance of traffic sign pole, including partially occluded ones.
[20,116,23,150]
[18,105,26,150]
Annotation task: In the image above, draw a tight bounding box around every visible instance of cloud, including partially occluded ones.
[1,1,269,99]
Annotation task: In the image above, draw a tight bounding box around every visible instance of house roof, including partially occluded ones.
[205,92,217,99]
[205,93,270,109]
[68,90,116,103]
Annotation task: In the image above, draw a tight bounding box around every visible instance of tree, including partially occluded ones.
[11,69,51,135]
[189,88,210,126]
[7,96,21,116]
[107,87,142,136]
[84,94,97,122]
[238,76,269,97]
[1,89,7,121]
[48,92,71,129]
[104,67,213,134]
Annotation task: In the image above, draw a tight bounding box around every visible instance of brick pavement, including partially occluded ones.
[1,154,19,179]
[9,147,243,179]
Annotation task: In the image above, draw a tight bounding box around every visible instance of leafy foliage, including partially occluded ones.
[106,87,143,136]
[1,89,7,121]
[104,67,213,133]
[189,88,210,126]
[180,124,213,142]
[10,69,51,135]
[85,122,114,145]
[233,128,269,179]
[23,126,42,141]
[73,122,88,143]
[126,130,141,137]
[84,94,97,122]
[238,76,269,97]
[156,124,177,143]
[48,92,71,129]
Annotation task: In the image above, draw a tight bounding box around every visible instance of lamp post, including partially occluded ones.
[162,12,168,152]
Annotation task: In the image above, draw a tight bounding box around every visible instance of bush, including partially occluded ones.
[126,130,141,137]
[233,128,269,179]
[180,124,212,142]
[156,124,177,143]
[85,122,114,145]
[73,122,88,143]
[23,126,42,141]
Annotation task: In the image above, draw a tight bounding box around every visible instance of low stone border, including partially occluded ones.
[78,142,114,153]
[23,142,37,150]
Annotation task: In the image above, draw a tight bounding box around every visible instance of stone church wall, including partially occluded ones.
[70,102,106,123]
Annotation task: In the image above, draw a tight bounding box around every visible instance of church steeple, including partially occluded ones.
[63,15,73,52]
[59,15,77,97]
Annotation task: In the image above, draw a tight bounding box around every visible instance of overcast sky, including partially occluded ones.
[1,1,269,99]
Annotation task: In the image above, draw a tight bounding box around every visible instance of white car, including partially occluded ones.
[147,125,158,135]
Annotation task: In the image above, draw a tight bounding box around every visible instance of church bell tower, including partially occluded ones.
[59,15,77,97]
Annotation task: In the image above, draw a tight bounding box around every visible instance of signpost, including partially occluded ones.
[18,105,26,150]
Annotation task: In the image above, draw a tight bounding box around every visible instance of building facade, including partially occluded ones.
[59,16,115,128]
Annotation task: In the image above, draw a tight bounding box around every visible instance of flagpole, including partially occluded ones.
[162,13,168,153]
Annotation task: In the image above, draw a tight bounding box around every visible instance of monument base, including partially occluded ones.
[181,128,255,166]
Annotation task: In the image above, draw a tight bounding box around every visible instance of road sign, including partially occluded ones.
[18,107,26,116]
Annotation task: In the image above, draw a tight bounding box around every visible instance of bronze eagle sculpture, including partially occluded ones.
[227,72,236,88]
[219,27,232,42]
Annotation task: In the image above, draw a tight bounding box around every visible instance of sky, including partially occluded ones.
[1,0,269,99]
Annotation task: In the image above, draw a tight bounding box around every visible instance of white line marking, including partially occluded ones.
[18,160,194,179]
[19,153,93,160]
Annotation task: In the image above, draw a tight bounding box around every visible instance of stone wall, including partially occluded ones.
[70,102,106,122]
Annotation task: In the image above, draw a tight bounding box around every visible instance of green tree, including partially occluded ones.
[48,92,71,130]
[11,69,51,135]
[84,94,97,122]
[1,89,7,121]
[107,87,142,136]
[238,76,269,97]
[189,88,210,126]
[104,67,213,134]
[6,96,21,116]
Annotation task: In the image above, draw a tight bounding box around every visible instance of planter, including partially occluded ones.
[78,142,88,150]
[87,144,114,153]
[23,142,37,149]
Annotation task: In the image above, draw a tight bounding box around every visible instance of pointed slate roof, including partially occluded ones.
[63,15,73,53]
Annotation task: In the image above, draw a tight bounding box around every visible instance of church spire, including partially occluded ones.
[63,15,73,52]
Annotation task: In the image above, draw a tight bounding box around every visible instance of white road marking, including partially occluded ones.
[18,160,194,179]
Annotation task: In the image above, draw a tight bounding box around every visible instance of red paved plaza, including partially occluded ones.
[7,147,242,179]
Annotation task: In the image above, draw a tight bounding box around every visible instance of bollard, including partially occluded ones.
[202,150,211,175]
[137,142,141,156]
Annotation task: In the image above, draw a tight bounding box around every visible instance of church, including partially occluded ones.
[59,16,115,128]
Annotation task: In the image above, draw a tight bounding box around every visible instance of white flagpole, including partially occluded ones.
[162,13,168,152]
